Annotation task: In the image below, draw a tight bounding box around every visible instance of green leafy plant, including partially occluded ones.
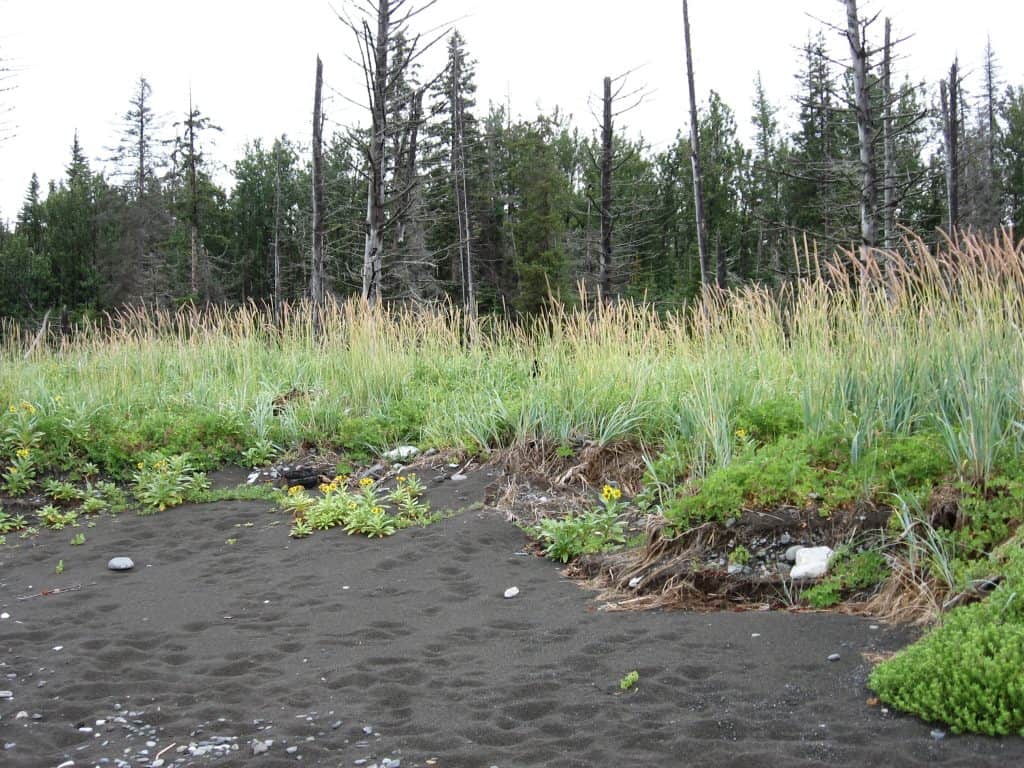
[289,517,313,538]
[532,485,626,563]
[388,473,431,526]
[0,509,28,533]
[132,453,209,513]
[38,504,78,530]
[728,544,751,567]
[55,559,64,574]
[44,479,83,503]
[3,448,37,496]
[70,532,86,546]
[802,548,889,609]
[619,670,640,691]
[870,599,1024,735]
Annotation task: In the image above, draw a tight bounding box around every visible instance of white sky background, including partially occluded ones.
[1,0,1022,222]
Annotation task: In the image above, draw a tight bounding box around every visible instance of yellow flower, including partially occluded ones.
[287,485,304,496]
[318,483,333,494]
[15,448,30,459]
[54,395,62,403]
[372,506,385,515]
[8,405,16,413]
[359,477,374,488]
[137,461,145,470]
[601,484,622,502]
[735,428,748,439]
[20,401,36,414]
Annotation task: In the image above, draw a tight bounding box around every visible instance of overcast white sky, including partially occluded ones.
[1,0,1021,222]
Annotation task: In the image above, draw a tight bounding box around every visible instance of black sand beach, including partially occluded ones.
[2,474,1022,767]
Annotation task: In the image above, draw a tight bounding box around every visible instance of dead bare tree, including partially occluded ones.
[311,56,327,306]
[339,0,446,305]
[881,17,896,249]
[941,59,961,233]
[682,0,710,286]
[450,43,475,316]
[583,71,647,300]
[845,0,877,253]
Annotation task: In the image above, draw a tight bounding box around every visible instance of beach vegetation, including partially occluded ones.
[619,670,640,691]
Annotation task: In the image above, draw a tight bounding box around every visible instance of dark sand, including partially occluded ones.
[2,471,1023,768]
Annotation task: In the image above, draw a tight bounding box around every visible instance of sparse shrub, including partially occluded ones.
[132,453,209,513]
[532,486,626,562]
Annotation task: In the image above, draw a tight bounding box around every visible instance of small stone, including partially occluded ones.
[286,745,299,754]
[3,742,14,750]
[381,759,401,768]
[330,721,342,730]
[78,726,94,734]
[827,653,841,662]
[383,446,419,462]
[52,645,63,651]
[783,545,802,564]
[727,563,744,575]
[503,586,519,599]
[251,739,272,755]
[151,760,164,768]
[791,546,834,579]
[931,729,946,740]
[779,532,792,545]
[450,473,468,482]
[0,691,11,699]
[14,711,27,719]
[57,761,75,768]
[36,680,46,688]
[362,726,374,735]
[107,557,135,571]
[627,576,642,589]
[0,612,9,620]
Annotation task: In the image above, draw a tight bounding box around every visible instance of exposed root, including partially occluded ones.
[861,557,948,626]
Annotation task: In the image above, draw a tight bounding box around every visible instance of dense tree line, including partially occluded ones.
[3,17,1024,321]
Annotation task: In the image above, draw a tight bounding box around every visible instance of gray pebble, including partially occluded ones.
[286,745,299,754]
[0,691,11,699]
[107,557,135,571]
[331,721,343,730]
[931,729,946,740]
[827,653,841,662]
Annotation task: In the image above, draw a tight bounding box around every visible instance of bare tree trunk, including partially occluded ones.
[310,56,327,306]
[715,233,726,289]
[600,75,613,299]
[941,60,960,234]
[846,0,876,253]
[452,51,475,316]
[362,3,390,305]
[682,0,710,286]
[882,17,896,250]
[273,160,282,319]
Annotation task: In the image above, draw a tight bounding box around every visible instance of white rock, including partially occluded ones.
[450,473,468,482]
[0,691,11,699]
[791,546,834,579]
[57,761,75,768]
[107,557,134,571]
[246,471,261,485]
[0,612,9,620]
[627,576,642,589]
[503,586,520,599]
[783,545,802,563]
[383,446,419,462]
